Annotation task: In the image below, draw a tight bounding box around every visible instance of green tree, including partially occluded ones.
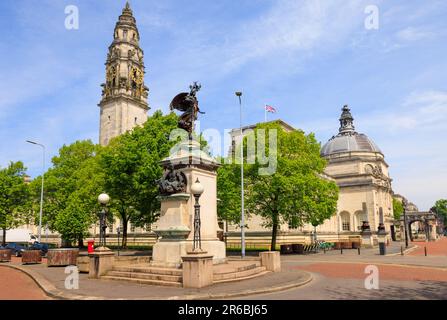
[100,111,179,247]
[217,162,242,225]
[220,122,339,251]
[393,198,404,220]
[31,140,104,246]
[431,199,447,226]
[0,161,30,246]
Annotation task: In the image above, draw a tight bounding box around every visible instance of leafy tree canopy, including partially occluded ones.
[30,140,103,245]
[100,111,179,247]
[0,161,30,245]
[218,122,339,250]
[393,198,404,220]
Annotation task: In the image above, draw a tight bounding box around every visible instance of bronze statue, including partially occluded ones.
[169,82,204,136]
[156,165,187,195]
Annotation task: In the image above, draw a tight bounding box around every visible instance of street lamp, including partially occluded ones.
[191,178,204,252]
[235,91,246,258]
[377,223,387,255]
[98,193,110,247]
[402,198,409,248]
[26,140,45,243]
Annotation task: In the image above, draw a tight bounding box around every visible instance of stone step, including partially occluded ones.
[213,266,268,281]
[106,271,182,283]
[214,269,270,284]
[112,265,182,276]
[214,262,260,275]
[101,275,182,288]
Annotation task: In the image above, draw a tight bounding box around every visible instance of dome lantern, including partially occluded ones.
[321,105,382,157]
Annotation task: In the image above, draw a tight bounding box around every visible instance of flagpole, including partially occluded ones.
[264,104,267,123]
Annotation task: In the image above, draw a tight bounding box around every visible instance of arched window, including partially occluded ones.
[340,211,351,231]
[355,211,367,231]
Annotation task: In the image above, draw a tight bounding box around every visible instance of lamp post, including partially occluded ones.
[191,178,204,252]
[377,223,387,255]
[98,193,110,247]
[402,199,409,248]
[235,91,246,258]
[26,140,45,243]
[116,226,121,256]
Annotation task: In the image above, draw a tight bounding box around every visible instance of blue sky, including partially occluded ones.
[0,0,446,210]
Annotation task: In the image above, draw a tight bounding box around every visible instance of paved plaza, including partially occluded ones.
[0,237,446,300]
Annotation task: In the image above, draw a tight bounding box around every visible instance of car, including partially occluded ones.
[4,243,27,257]
[30,242,49,256]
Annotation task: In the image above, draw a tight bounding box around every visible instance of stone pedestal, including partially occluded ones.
[181,252,214,288]
[429,223,437,241]
[151,139,226,267]
[88,247,114,279]
[260,251,281,272]
[361,231,374,248]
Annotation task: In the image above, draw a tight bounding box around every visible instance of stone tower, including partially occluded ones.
[98,2,149,146]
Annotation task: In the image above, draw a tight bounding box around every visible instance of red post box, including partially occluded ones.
[87,240,95,253]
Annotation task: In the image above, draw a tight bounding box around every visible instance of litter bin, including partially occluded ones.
[292,244,304,254]
[88,240,95,254]
[280,244,293,254]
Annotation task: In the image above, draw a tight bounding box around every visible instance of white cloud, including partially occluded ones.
[359,90,447,133]
[395,27,435,42]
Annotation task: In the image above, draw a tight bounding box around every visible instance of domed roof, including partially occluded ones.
[321,105,382,157]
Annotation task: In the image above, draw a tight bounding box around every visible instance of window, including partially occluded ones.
[109,224,113,233]
[130,225,136,233]
[134,117,138,124]
[355,211,367,231]
[340,212,350,231]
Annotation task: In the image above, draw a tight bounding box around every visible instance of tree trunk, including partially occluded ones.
[1,227,6,247]
[78,236,84,248]
[122,218,128,249]
[270,213,279,251]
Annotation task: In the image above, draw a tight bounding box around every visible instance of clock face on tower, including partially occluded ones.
[130,66,143,85]
[107,66,117,84]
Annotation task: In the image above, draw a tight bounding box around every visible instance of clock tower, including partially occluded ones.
[98,2,149,146]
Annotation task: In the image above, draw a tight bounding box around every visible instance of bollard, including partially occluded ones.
[424,247,427,256]
[401,246,404,256]
[358,247,361,255]
[340,247,343,255]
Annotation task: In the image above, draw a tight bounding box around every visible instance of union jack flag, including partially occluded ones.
[265,105,277,113]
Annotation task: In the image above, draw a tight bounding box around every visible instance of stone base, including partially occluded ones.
[88,247,114,279]
[260,251,281,272]
[361,233,374,248]
[151,239,226,268]
[181,253,214,288]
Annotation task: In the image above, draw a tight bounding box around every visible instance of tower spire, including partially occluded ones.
[98,4,149,146]
[123,1,132,15]
[338,105,356,135]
